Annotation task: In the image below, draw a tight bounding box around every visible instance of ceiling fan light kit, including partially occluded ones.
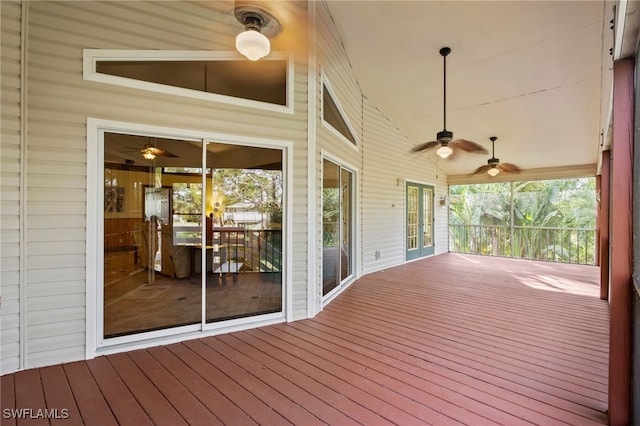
[234,6,280,61]
[137,139,178,161]
[142,150,156,160]
[436,143,453,159]
[472,136,521,176]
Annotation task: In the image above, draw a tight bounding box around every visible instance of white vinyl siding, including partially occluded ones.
[22,0,309,368]
[1,0,23,374]
[361,100,449,275]
[311,2,364,312]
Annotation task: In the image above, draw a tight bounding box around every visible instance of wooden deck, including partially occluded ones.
[1,253,609,425]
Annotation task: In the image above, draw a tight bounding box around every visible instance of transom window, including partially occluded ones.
[84,50,293,113]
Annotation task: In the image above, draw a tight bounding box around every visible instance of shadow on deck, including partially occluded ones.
[1,253,609,425]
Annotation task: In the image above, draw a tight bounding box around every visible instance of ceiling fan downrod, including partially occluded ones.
[437,47,452,142]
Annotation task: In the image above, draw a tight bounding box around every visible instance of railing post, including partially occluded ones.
[510,181,515,258]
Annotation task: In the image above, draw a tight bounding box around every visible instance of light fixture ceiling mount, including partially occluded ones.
[234,5,281,61]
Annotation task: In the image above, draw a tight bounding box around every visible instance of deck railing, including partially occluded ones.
[449,224,597,265]
[173,226,282,273]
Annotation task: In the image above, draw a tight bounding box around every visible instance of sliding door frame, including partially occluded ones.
[86,118,293,357]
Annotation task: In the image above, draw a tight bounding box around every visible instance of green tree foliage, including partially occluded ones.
[171,168,283,228]
[450,178,596,264]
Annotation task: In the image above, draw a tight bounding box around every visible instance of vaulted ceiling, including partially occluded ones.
[325,1,617,179]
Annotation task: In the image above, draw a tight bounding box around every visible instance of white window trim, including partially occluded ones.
[83,49,295,115]
[320,72,360,151]
[86,118,293,358]
[319,150,360,308]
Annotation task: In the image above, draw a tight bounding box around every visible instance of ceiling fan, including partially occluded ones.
[471,136,521,176]
[127,138,178,160]
[411,47,488,159]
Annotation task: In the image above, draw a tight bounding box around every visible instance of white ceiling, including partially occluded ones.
[324,1,612,178]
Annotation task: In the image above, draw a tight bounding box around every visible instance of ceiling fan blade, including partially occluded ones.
[140,144,178,158]
[155,149,178,158]
[471,165,491,175]
[411,141,439,153]
[498,163,521,173]
[451,139,488,154]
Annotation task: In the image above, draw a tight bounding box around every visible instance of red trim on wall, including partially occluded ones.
[595,174,601,267]
[609,58,633,426]
[599,151,610,300]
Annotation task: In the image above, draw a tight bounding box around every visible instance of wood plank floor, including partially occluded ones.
[1,253,609,425]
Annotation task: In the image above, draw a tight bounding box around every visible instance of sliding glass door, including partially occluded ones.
[102,130,283,342]
[322,159,353,297]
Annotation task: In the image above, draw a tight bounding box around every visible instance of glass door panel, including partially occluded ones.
[423,187,433,249]
[406,182,434,260]
[322,160,340,296]
[341,168,353,281]
[204,142,283,323]
[322,159,353,297]
[103,133,202,338]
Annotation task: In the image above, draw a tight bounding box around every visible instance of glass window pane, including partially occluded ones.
[322,159,341,295]
[423,188,433,248]
[341,168,353,280]
[97,60,287,106]
[407,186,419,250]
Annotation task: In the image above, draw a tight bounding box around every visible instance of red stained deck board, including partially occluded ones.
[145,345,257,426]
[332,273,607,395]
[266,323,531,426]
[62,361,118,426]
[85,357,152,426]
[211,333,387,426]
[293,319,607,426]
[196,336,341,426]
[332,292,608,387]
[167,341,290,426]
[126,350,220,426]
[324,301,606,411]
[336,290,608,375]
[154,339,305,426]
[350,276,609,345]
[38,365,83,426]
[236,328,457,425]
[1,374,16,426]
[105,353,187,426]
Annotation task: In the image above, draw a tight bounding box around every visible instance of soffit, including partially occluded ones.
[325,1,609,177]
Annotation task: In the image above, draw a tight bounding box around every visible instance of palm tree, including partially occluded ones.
[450,178,596,264]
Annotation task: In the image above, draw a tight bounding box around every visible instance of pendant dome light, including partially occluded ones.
[234,5,280,61]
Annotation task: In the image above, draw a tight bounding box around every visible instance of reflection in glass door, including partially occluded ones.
[322,159,353,297]
[103,133,202,338]
[204,142,283,323]
[102,132,285,341]
[406,182,434,260]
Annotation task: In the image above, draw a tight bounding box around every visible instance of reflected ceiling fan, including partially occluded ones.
[411,47,488,159]
[471,136,521,176]
[127,138,178,160]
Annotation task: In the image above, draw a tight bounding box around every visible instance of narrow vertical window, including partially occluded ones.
[322,159,354,296]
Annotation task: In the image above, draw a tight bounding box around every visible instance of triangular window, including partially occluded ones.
[322,83,356,145]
